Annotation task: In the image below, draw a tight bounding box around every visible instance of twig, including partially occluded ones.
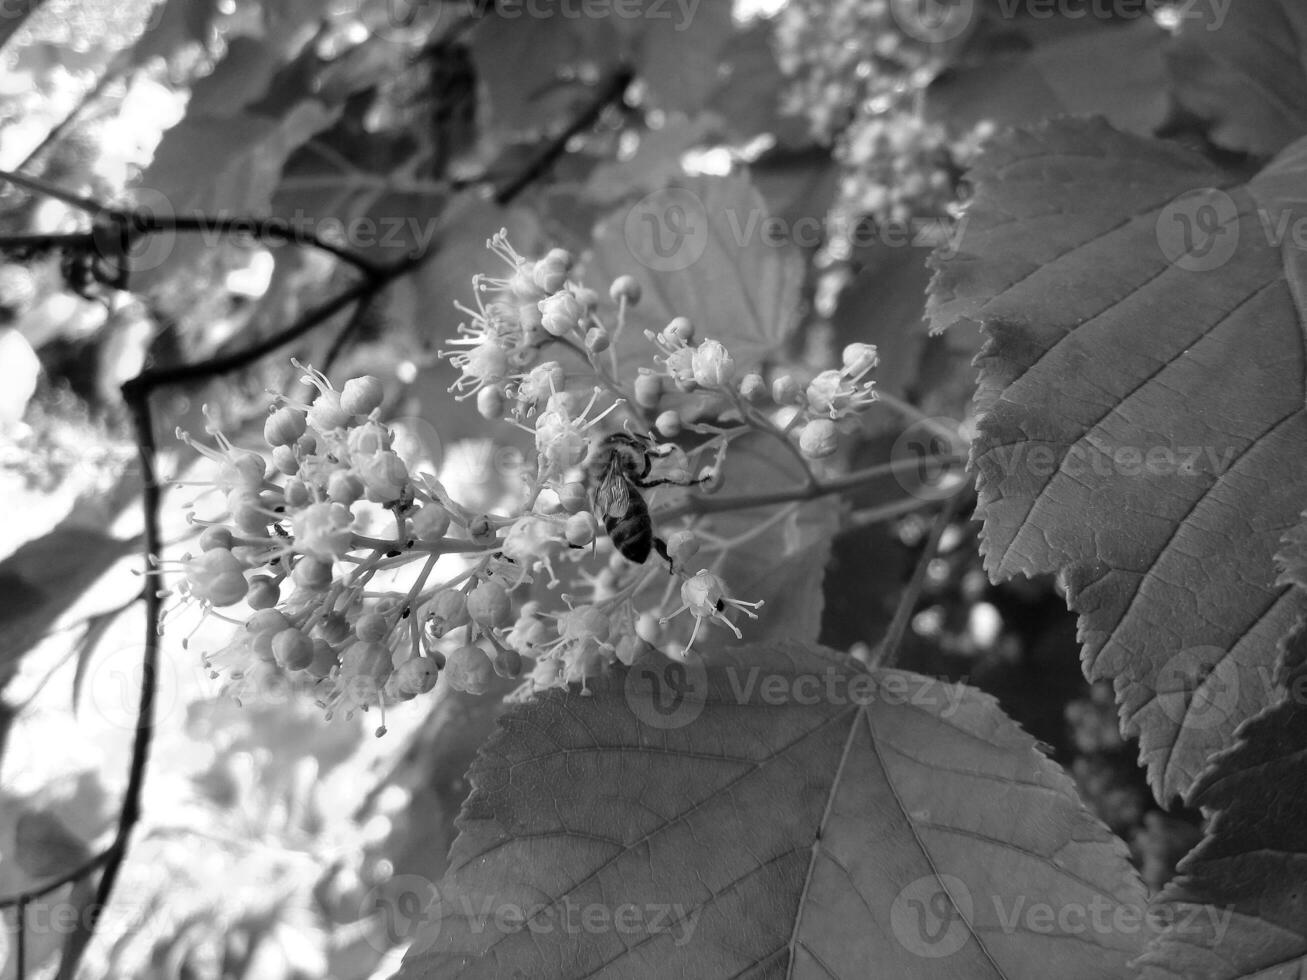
[872,488,968,669]
[654,453,966,521]
[492,65,633,205]
[16,63,122,173]
[0,851,111,910]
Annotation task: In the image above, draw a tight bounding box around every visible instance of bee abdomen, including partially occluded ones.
[606,513,652,564]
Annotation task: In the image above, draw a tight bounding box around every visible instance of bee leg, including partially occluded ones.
[653,536,674,571]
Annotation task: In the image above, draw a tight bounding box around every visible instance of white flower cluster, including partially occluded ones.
[167,233,883,729]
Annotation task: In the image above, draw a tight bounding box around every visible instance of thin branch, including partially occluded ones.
[872,488,968,669]
[0,168,101,213]
[0,850,111,909]
[492,64,633,205]
[654,453,966,521]
[16,62,122,173]
[85,391,162,935]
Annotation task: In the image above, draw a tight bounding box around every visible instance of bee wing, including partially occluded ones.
[596,466,631,517]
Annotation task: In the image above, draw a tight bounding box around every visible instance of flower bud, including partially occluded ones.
[841,343,879,377]
[518,362,564,406]
[477,384,506,420]
[292,556,333,591]
[799,418,839,459]
[489,644,523,678]
[772,374,801,405]
[199,525,234,551]
[264,406,306,447]
[663,316,694,346]
[308,390,351,431]
[665,347,697,390]
[307,638,339,678]
[533,252,570,293]
[609,275,641,305]
[411,503,451,541]
[635,612,662,645]
[510,263,545,301]
[327,470,364,505]
[294,501,353,561]
[283,478,311,508]
[272,445,299,476]
[340,375,384,415]
[665,530,700,565]
[424,590,469,639]
[692,339,735,388]
[739,373,767,403]
[565,511,597,547]
[272,628,314,671]
[558,481,588,513]
[246,577,281,610]
[347,420,391,457]
[585,326,610,354]
[358,450,409,503]
[805,369,845,416]
[539,291,585,337]
[467,579,511,628]
[445,644,494,694]
[654,410,681,438]
[354,612,390,642]
[392,656,440,696]
[247,609,291,636]
[634,372,662,409]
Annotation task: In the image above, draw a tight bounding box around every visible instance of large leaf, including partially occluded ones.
[398,641,1146,979]
[1166,0,1307,157]
[1136,673,1307,979]
[587,173,805,373]
[926,18,1169,137]
[928,117,1307,803]
[129,101,339,290]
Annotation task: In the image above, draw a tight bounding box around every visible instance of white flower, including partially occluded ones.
[293,501,354,561]
[660,570,764,655]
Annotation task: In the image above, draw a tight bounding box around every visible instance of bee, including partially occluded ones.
[586,431,702,566]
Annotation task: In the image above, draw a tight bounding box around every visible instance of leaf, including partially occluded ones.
[0,524,136,695]
[129,100,339,290]
[1166,0,1307,157]
[587,173,805,373]
[15,808,91,878]
[396,640,1147,979]
[927,117,1307,803]
[1136,678,1307,980]
[618,2,735,117]
[469,6,621,134]
[927,19,1169,137]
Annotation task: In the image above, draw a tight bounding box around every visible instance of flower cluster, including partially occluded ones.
[772,0,993,230]
[166,232,885,729]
